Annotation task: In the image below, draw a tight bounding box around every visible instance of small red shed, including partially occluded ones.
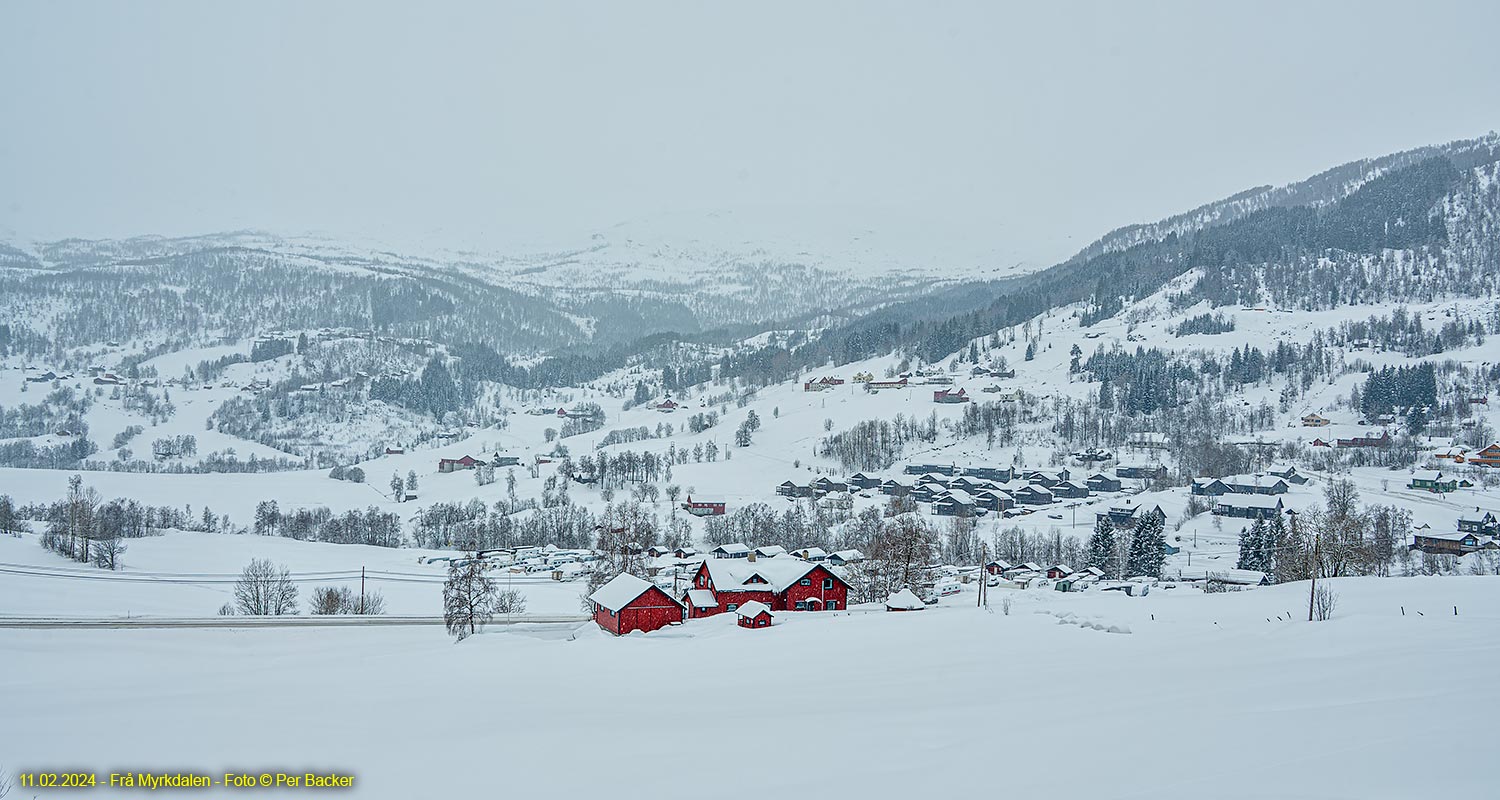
[589,573,685,636]
[736,601,773,629]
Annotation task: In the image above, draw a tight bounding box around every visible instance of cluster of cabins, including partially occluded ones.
[437,452,524,473]
[775,462,1154,518]
[588,545,859,635]
[1411,510,1500,556]
[1191,465,1308,520]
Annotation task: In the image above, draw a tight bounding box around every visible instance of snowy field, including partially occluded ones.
[3,576,1494,799]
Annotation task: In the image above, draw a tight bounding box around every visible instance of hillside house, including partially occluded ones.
[827,549,865,566]
[847,473,882,490]
[1096,502,1166,531]
[1012,485,1054,506]
[933,490,982,517]
[711,543,751,559]
[753,545,789,559]
[792,547,829,561]
[682,558,851,617]
[1051,480,1090,500]
[867,378,908,391]
[1411,530,1486,556]
[1220,474,1290,494]
[1409,471,1457,493]
[984,559,1014,576]
[1265,465,1309,484]
[1116,464,1167,481]
[1336,430,1390,448]
[1085,473,1122,493]
[1024,468,1071,486]
[777,481,815,498]
[1457,511,1498,535]
[933,387,969,404]
[812,477,848,494]
[653,399,679,413]
[1045,564,1072,580]
[962,466,1013,482]
[1213,495,1285,519]
[682,496,727,516]
[438,455,481,473]
[878,479,914,497]
[589,573,686,635]
[736,601,774,629]
[492,454,522,467]
[905,463,956,476]
[1469,444,1500,468]
[1127,432,1170,449]
[974,489,1016,512]
[1301,413,1332,427]
[816,491,854,511]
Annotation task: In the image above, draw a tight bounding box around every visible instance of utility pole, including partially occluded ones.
[978,542,987,608]
[1307,525,1320,622]
[359,566,366,615]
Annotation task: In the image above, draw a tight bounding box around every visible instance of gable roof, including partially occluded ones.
[735,600,772,618]
[589,573,682,612]
[701,558,847,594]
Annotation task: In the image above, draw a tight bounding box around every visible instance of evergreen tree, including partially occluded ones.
[1086,516,1117,577]
[1125,513,1167,577]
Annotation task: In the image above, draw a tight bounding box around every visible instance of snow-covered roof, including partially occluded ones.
[1215,494,1283,509]
[794,546,828,560]
[685,589,718,608]
[1166,567,1267,585]
[1411,470,1445,482]
[1415,530,1479,542]
[590,573,681,612]
[1050,563,1073,573]
[885,588,926,610]
[713,542,750,555]
[830,549,865,562]
[754,545,788,557]
[736,601,772,618]
[702,557,837,593]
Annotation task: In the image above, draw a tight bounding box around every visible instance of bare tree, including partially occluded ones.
[233,558,300,615]
[444,552,499,642]
[1312,584,1338,621]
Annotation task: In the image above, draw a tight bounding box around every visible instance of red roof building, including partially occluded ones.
[682,557,851,618]
[736,601,774,629]
[589,573,686,636]
[438,455,480,473]
[933,388,969,404]
[681,496,726,516]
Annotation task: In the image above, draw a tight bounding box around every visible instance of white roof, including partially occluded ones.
[830,549,865,562]
[941,489,975,505]
[702,558,833,593]
[685,589,718,608]
[1411,470,1445,482]
[1167,567,1267,585]
[1050,563,1073,573]
[589,573,681,612]
[713,542,751,555]
[754,545,788,557]
[735,600,772,618]
[1415,530,1478,542]
[885,588,926,610]
[794,546,829,559]
[1216,494,1283,509]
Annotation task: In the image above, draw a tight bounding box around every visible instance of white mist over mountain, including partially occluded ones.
[2,1,1499,271]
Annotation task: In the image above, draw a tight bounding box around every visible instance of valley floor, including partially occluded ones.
[2,576,1493,799]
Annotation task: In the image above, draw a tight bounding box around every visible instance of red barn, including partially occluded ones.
[681,557,851,618]
[589,573,685,636]
[438,455,480,473]
[681,496,726,516]
[933,388,969,404]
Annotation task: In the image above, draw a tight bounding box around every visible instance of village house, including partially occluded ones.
[1045,564,1072,580]
[589,573,686,635]
[1411,530,1487,556]
[984,559,1013,576]
[1336,430,1391,448]
[1213,495,1285,519]
[878,479,914,497]
[792,547,829,561]
[847,473,882,490]
[753,545,788,559]
[438,455,481,473]
[653,398,679,413]
[682,557,852,617]
[1457,511,1498,535]
[1127,432,1171,449]
[974,489,1016,512]
[1012,484,1054,506]
[933,490,983,517]
[1096,501,1166,531]
[1024,468,1071,487]
[682,496,727,516]
[1468,443,1500,468]
[933,387,969,404]
[1265,464,1309,484]
[812,476,848,494]
[1409,470,1458,493]
[1085,472,1122,493]
[867,377,908,391]
[1051,480,1090,500]
[961,465,1013,482]
[905,462,956,476]
[827,549,865,566]
[1301,413,1332,427]
[816,491,854,511]
[776,481,815,498]
[1115,464,1167,481]
[711,543,751,559]
[736,601,774,629]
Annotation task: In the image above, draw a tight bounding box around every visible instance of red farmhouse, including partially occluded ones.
[736,601,773,629]
[681,495,727,516]
[682,557,851,618]
[589,573,685,635]
[438,455,480,473]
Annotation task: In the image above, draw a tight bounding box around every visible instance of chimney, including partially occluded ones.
[747,550,757,563]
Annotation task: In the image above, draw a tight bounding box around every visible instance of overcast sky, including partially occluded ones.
[2,0,1498,267]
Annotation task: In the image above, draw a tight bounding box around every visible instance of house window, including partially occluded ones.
[822,578,834,589]
[610,609,617,617]
[800,578,811,586]
[827,601,838,610]
[794,600,808,610]
[726,604,738,612]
